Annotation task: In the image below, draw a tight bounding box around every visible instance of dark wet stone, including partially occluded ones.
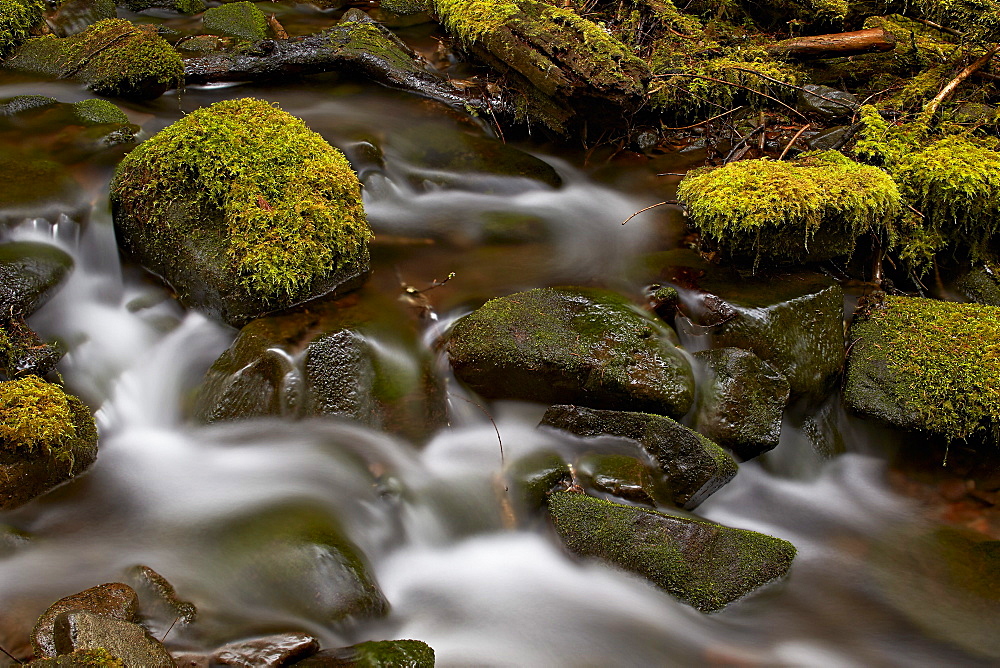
[446,288,694,418]
[954,265,1000,306]
[194,294,446,443]
[797,84,858,118]
[692,348,789,460]
[52,611,172,666]
[291,639,435,667]
[172,654,211,668]
[0,317,62,379]
[540,405,735,509]
[0,242,73,317]
[806,124,853,151]
[506,451,571,512]
[127,565,197,631]
[213,632,320,667]
[802,398,846,458]
[547,491,796,613]
[0,95,58,116]
[31,583,138,658]
[576,452,673,506]
[0,148,83,227]
[699,273,845,402]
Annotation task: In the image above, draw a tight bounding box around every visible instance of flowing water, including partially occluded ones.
[0,9,996,667]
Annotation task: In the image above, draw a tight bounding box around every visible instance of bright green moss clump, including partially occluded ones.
[846,296,1000,441]
[0,0,44,57]
[203,1,269,41]
[677,151,901,263]
[72,99,130,126]
[111,98,370,299]
[0,375,77,462]
[350,639,435,667]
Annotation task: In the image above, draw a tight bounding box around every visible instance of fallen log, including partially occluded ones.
[767,28,897,60]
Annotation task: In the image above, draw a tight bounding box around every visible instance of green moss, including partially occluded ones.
[676,151,901,264]
[175,0,205,13]
[0,0,44,57]
[917,0,1000,43]
[847,295,1000,440]
[111,98,370,298]
[203,1,269,41]
[0,375,77,462]
[72,99,129,126]
[350,640,435,667]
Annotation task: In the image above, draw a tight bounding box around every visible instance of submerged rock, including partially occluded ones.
[127,565,197,630]
[212,632,320,667]
[700,273,845,401]
[5,19,183,100]
[52,611,172,666]
[292,639,435,667]
[548,491,796,612]
[540,405,736,509]
[0,148,83,227]
[31,583,138,658]
[692,348,789,460]
[111,98,371,327]
[446,287,694,418]
[0,376,98,510]
[844,295,1000,442]
[203,1,269,41]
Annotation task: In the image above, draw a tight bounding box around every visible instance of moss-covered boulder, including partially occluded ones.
[71,99,128,127]
[0,94,56,116]
[446,287,694,418]
[31,583,138,659]
[0,376,98,510]
[111,98,372,327]
[699,273,845,401]
[955,264,1000,306]
[0,0,44,57]
[540,405,736,509]
[844,295,1000,441]
[547,491,796,612]
[194,294,446,443]
[676,151,900,265]
[5,19,183,101]
[203,1,269,41]
[692,348,790,460]
[51,611,172,666]
[293,639,435,667]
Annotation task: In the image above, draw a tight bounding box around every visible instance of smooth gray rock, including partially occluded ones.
[31,583,137,658]
[798,84,858,118]
[52,611,172,666]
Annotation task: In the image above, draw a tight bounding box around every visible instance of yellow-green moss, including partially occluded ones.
[111,98,370,298]
[0,376,76,461]
[30,647,125,667]
[72,99,129,126]
[0,0,44,57]
[676,151,901,263]
[203,1,268,41]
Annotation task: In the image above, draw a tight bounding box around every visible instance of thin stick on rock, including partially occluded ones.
[778,123,811,160]
[922,47,1000,120]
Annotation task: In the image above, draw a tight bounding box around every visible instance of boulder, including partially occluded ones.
[797,84,858,118]
[127,565,197,631]
[111,98,371,327]
[213,633,320,667]
[699,273,845,401]
[446,287,694,418]
[29,647,125,667]
[954,264,1000,306]
[0,376,98,510]
[5,19,183,100]
[547,491,796,612]
[844,295,1000,442]
[31,583,137,658]
[203,2,269,41]
[117,0,204,12]
[52,611,172,667]
[0,242,73,317]
[692,348,789,460]
[540,405,736,509]
[505,450,571,513]
[291,639,435,667]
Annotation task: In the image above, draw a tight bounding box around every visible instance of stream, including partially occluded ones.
[0,6,996,667]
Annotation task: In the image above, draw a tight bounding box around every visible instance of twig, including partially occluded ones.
[160,616,179,643]
[724,122,767,163]
[724,66,854,112]
[621,200,678,225]
[0,644,22,664]
[660,106,744,130]
[267,14,289,40]
[921,46,1000,120]
[911,17,963,37]
[454,395,506,488]
[60,31,135,79]
[655,72,809,120]
[778,122,811,160]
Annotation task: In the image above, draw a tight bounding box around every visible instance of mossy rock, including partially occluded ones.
[446,287,694,418]
[0,148,83,227]
[575,452,674,508]
[51,611,172,666]
[203,1,269,41]
[29,647,125,667]
[0,376,98,510]
[294,639,435,667]
[71,99,128,126]
[0,95,57,116]
[699,273,845,402]
[380,0,430,15]
[676,151,900,265]
[5,19,183,101]
[505,450,571,513]
[31,583,138,659]
[844,295,1000,442]
[954,265,1000,306]
[692,348,790,461]
[540,404,736,509]
[547,491,796,612]
[0,0,44,57]
[111,98,372,326]
[194,293,446,443]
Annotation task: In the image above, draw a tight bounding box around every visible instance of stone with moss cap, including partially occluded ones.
[677,151,901,265]
[31,583,138,659]
[71,99,129,126]
[0,375,98,510]
[844,295,1000,442]
[203,1,269,41]
[446,287,694,418]
[111,98,372,326]
[540,404,736,509]
[4,19,183,101]
[547,491,796,612]
[294,639,435,667]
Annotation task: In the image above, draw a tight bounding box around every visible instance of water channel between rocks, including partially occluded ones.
[0,13,996,667]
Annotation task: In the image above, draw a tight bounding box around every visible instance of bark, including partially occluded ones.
[767,28,897,60]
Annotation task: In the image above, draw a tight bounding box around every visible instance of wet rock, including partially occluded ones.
[797,84,858,118]
[0,317,62,379]
[700,273,845,402]
[111,98,371,327]
[172,654,211,668]
[575,452,673,507]
[446,288,694,418]
[291,639,435,667]
[127,565,197,631]
[31,583,138,658]
[0,95,57,116]
[0,376,98,510]
[203,1,269,41]
[540,405,735,509]
[194,294,446,443]
[213,632,320,667]
[176,35,228,54]
[0,242,73,317]
[0,148,83,227]
[0,524,30,557]
[70,99,128,127]
[954,264,1000,306]
[506,450,571,513]
[52,611,172,666]
[802,398,846,458]
[547,491,796,613]
[806,124,858,151]
[844,295,1000,442]
[5,19,183,101]
[692,348,789,460]
[44,0,117,37]
[29,647,126,666]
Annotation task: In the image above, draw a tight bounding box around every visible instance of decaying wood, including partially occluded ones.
[767,28,896,60]
[267,14,288,40]
[921,46,1000,120]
